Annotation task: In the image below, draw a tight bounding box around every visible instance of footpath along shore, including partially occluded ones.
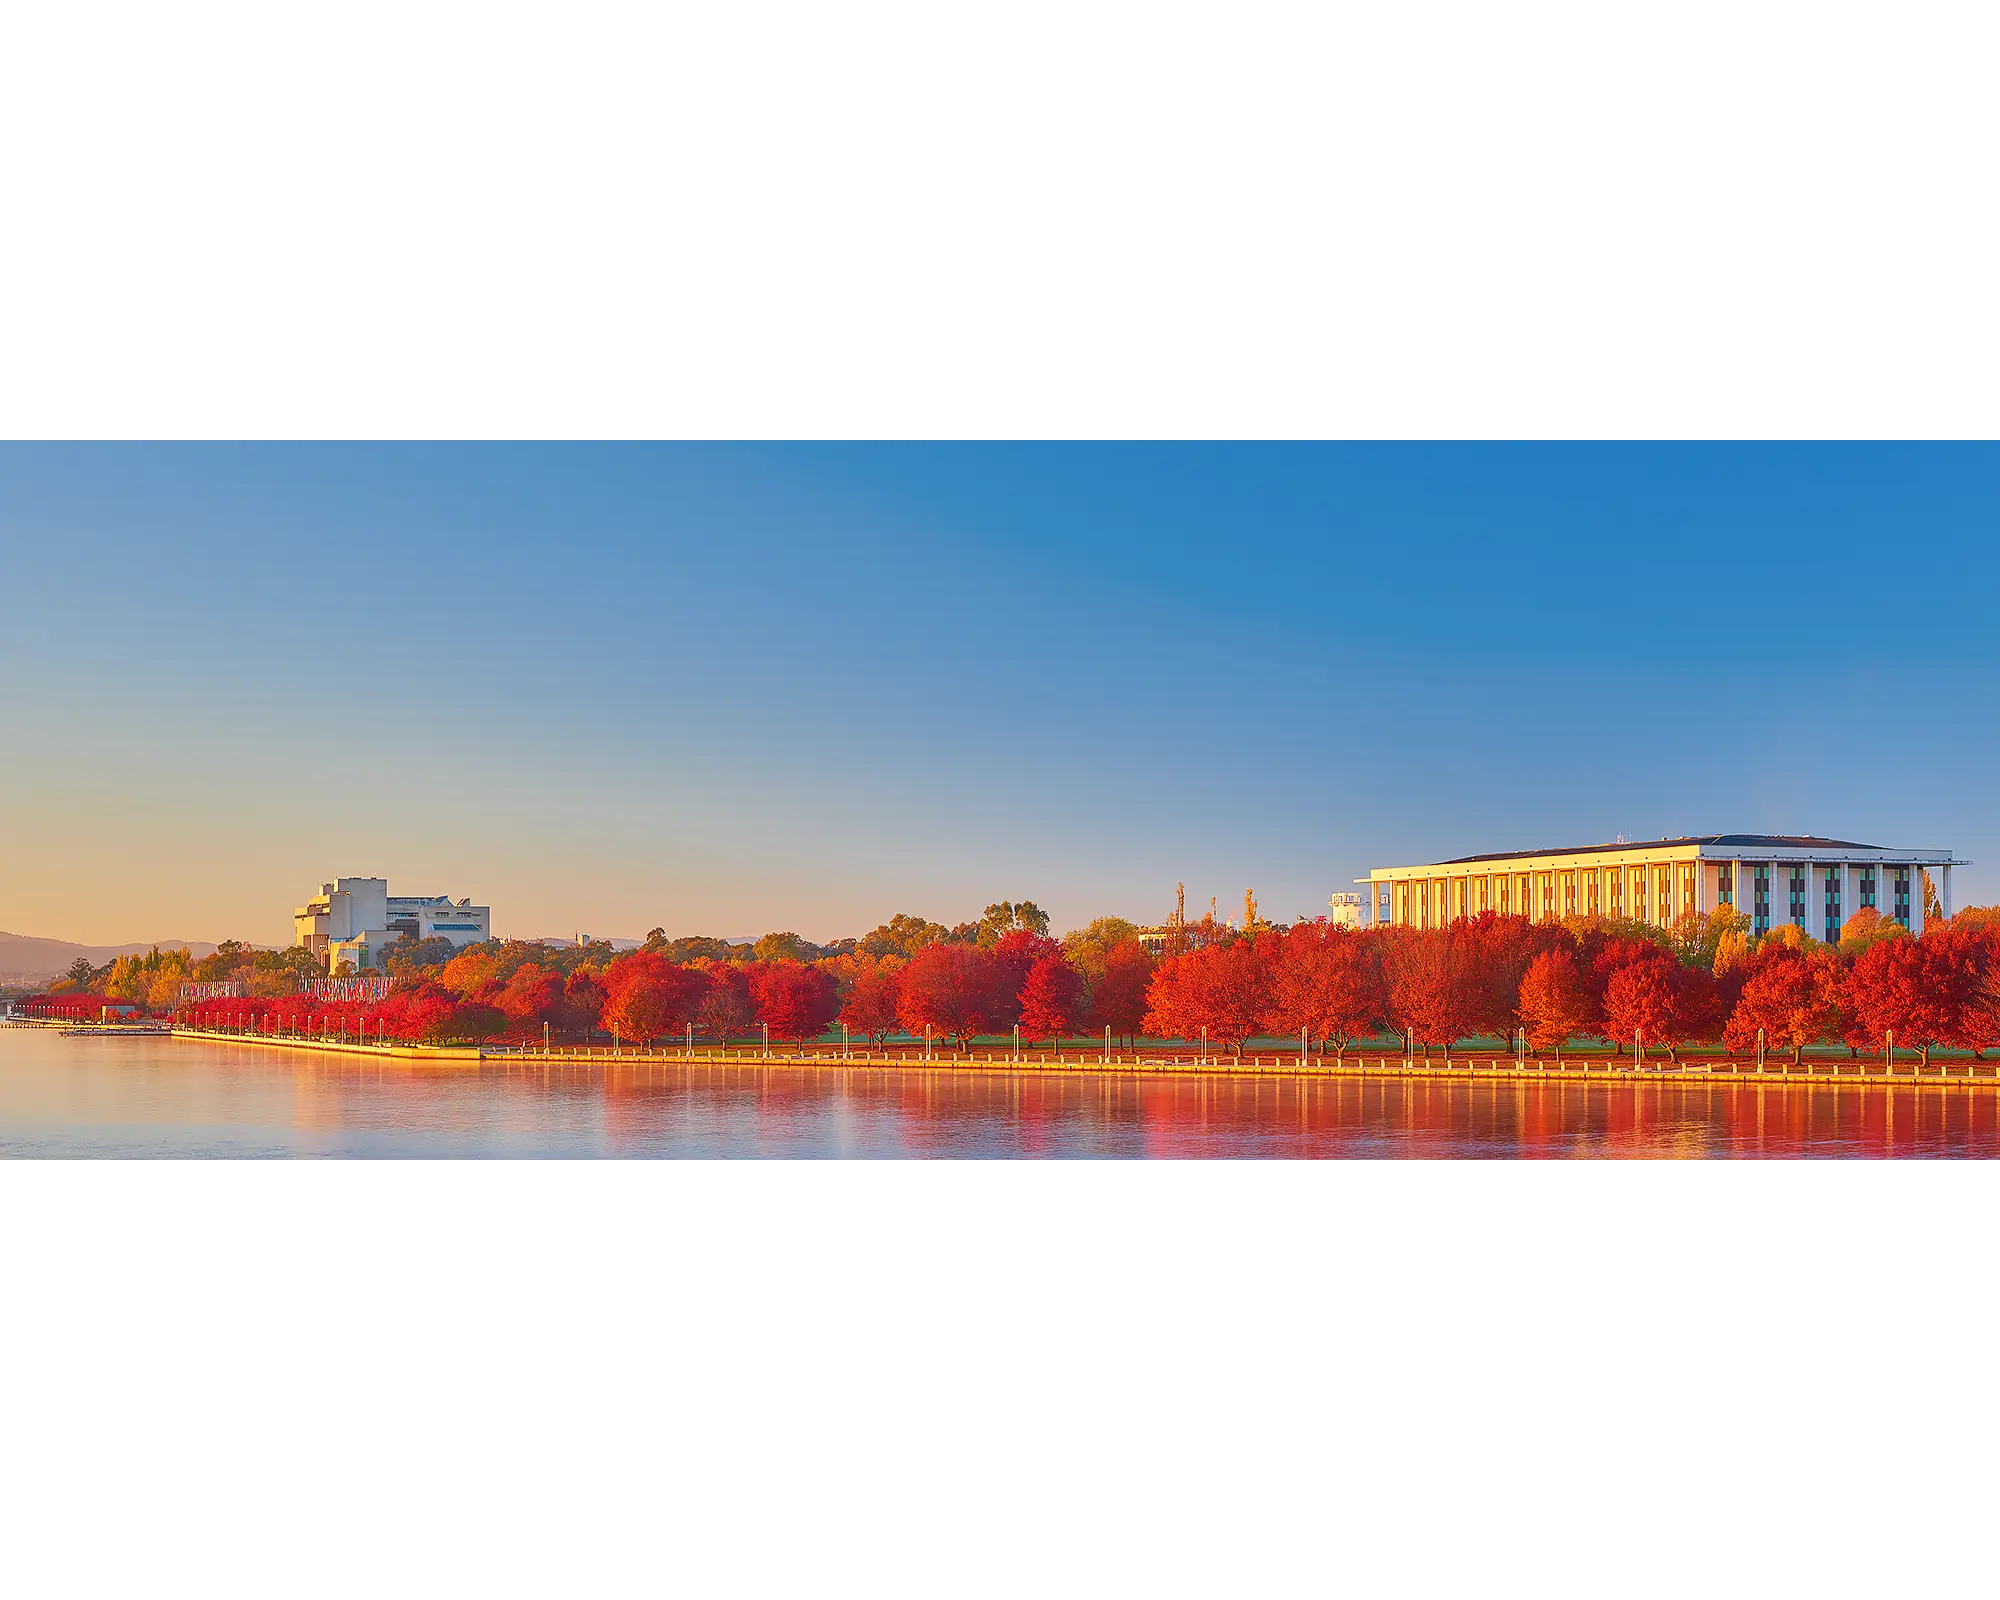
[158,1026,2000,1090]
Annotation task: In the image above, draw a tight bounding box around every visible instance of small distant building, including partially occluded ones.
[1326,893,1364,930]
[295,877,492,973]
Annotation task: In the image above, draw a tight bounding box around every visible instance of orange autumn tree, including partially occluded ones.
[1517,948,1590,1057]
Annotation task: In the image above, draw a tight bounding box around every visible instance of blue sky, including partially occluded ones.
[1,443,1993,946]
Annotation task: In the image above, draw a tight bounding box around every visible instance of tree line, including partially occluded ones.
[43,895,2000,1063]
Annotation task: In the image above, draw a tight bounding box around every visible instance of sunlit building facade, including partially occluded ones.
[295,877,492,972]
[1361,834,1963,942]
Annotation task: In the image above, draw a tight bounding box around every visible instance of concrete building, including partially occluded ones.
[1360,834,1966,941]
[1327,893,1364,930]
[295,878,492,972]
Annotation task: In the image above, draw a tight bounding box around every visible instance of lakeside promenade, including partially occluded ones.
[150,1023,2000,1090]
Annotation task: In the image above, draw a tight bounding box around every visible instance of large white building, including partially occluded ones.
[294,878,493,972]
[1360,834,1966,941]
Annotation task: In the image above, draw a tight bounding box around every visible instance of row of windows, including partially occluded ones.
[1392,865,1920,930]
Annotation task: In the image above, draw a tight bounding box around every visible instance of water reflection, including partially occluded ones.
[2,1030,1993,1156]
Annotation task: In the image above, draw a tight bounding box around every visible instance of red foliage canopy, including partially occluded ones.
[748,960,839,1042]
[1017,954,1084,1044]
[896,942,998,1051]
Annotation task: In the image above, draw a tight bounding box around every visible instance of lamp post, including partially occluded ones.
[1200,1025,1208,1067]
[1885,1028,1894,1077]
[1105,1024,1111,1066]
[762,1021,769,1057]
[1756,1026,1765,1073]
[842,1022,849,1062]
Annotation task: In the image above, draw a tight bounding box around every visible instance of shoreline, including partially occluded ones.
[157,1028,2000,1089]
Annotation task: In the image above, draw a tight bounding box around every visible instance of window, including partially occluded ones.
[1520,875,1533,918]
[1563,872,1576,918]
[1753,866,1770,933]
[1656,865,1673,923]
[1824,868,1841,943]
[1718,863,1734,906]
[1681,866,1695,917]
[1894,868,1911,927]
[1859,867,1876,910]
[1633,870,1647,921]
[1541,874,1554,920]
[1789,866,1806,927]
[1584,869,1598,915]
[1609,870,1623,915]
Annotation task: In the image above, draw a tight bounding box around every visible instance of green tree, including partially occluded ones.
[977,901,1050,946]
[860,914,950,959]
[1061,917,1142,982]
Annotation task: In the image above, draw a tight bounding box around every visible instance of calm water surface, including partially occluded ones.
[3,1026,1996,1157]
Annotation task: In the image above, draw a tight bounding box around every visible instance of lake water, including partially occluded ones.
[5,1025,1998,1156]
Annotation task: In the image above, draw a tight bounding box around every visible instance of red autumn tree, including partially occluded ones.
[1144,938,1269,1055]
[1263,921,1387,1059]
[601,951,704,1045]
[496,966,566,1031]
[697,962,754,1043]
[896,941,997,1052]
[1017,954,1084,1046]
[1460,913,1571,1044]
[748,959,839,1043]
[1380,927,1475,1056]
[1601,955,1679,1060]
[1724,948,1844,1066]
[988,929,1060,1031]
[1517,949,1590,1057]
[838,959,904,1048]
[1842,932,1950,1065]
[1087,938,1157,1047]
[561,970,608,1034]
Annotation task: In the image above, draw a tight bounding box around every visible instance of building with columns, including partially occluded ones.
[1360,835,1965,941]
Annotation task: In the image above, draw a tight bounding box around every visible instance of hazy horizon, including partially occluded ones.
[5,442,1996,948]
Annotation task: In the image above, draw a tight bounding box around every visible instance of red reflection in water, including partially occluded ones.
[578,1062,2000,1158]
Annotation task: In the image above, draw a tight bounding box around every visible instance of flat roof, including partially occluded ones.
[1436,834,1881,865]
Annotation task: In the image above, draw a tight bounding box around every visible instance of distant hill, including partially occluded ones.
[0,931,227,986]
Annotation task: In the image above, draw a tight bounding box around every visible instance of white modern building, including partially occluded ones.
[1360,834,1966,941]
[294,878,492,972]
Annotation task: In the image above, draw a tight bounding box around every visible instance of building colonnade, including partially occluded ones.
[1372,857,1949,940]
